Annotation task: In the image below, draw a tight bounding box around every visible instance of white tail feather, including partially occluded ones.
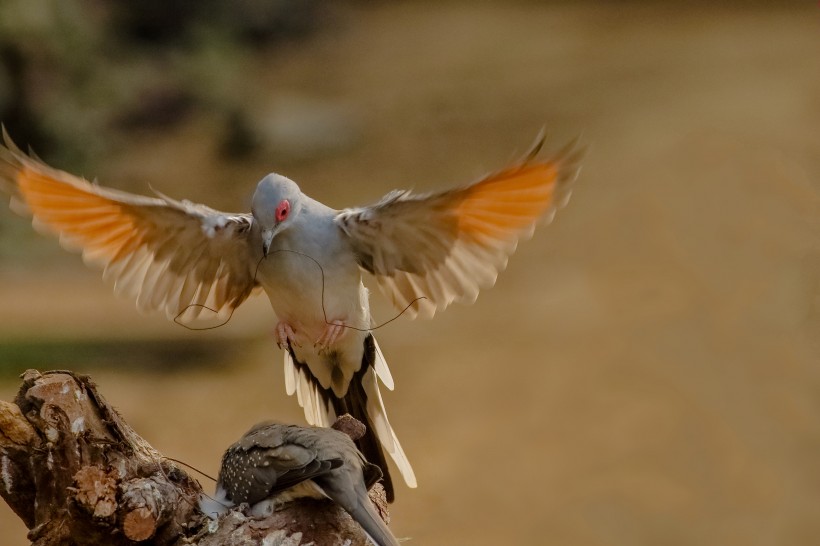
[362,367,417,488]
[280,344,416,489]
[284,351,297,395]
[298,367,314,425]
[373,338,394,391]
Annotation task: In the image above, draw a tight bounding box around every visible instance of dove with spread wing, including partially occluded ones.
[0,129,582,500]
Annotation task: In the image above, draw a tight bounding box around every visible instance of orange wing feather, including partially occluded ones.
[339,135,583,319]
[16,166,145,262]
[456,162,560,241]
[0,133,257,322]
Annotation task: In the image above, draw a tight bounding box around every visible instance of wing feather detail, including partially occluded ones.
[0,130,258,323]
[336,135,583,318]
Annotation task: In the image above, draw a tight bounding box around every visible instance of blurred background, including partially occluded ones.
[1,1,820,544]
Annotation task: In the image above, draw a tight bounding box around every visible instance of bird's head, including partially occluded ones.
[252,173,302,257]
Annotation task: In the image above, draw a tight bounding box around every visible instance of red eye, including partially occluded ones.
[275,199,290,222]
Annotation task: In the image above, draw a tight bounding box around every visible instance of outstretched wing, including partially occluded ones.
[0,131,258,323]
[335,135,584,319]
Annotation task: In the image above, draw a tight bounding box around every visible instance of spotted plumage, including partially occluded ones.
[199,421,397,546]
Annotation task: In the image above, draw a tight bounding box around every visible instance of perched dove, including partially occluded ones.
[0,129,582,500]
[199,421,398,546]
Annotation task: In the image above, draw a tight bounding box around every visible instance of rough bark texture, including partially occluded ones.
[0,370,388,546]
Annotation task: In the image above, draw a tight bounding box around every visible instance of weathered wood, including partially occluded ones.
[0,370,388,545]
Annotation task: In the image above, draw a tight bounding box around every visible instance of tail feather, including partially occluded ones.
[332,361,397,502]
[319,476,400,546]
[283,335,416,502]
[284,350,298,395]
[351,500,401,546]
[372,337,394,390]
[342,486,401,546]
[361,366,415,488]
[285,350,335,427]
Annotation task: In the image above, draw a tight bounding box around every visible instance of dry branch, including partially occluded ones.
[0,370,387,545]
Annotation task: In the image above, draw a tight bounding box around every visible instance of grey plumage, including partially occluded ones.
[199,421,399,546]
[1,129,583,502]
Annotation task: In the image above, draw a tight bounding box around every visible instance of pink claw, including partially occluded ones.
[315,319,346,353]
[275,321,300,350]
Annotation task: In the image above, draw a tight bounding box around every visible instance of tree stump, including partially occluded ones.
[0,370,388,545]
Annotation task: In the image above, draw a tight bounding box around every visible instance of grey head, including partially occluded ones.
[251,173,303,256]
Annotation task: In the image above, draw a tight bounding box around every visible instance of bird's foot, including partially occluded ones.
[248,499,276,518]
[275,321,300,351]
[315,319,347,354]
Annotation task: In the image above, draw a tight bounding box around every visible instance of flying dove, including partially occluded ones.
[199,421,398,546]
[0,129,582,500]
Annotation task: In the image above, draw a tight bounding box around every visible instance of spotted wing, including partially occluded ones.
[336,135,583,319]
[221,425,341,504]
[0,130,258,324]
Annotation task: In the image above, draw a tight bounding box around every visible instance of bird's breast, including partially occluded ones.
[257,234,369,341]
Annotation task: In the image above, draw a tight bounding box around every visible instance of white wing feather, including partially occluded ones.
[336,137,583,319]
[0,131,258,323]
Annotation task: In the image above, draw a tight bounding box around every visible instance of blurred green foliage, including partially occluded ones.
[0,337,236,378]
[0,0,327,169]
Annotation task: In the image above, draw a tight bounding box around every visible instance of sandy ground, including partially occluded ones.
[2,2,820,545]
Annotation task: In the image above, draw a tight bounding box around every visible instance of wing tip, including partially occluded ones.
[1,125,23,158]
